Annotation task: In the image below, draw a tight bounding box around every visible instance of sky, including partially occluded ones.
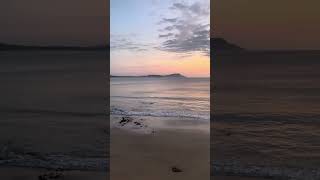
[213,0,320,50]
[0,0,108,46]
[2,0,319,79]
[110,0,210,77]
[2,0,319,50]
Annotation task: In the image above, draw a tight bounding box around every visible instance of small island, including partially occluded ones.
[111,73,187,78]
[211,38,244,52]
[0,43,108,51]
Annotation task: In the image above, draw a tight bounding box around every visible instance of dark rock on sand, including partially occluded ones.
[134,122,141,126]
[119,117,133,126]
[117,116,154,134]
[119,117,145,128]
[38,171,64,180]
[172,166,183,173]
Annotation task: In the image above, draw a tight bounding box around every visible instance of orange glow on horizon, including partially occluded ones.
[144,53,210,77]
[165,54,210,77]
[111,50,210,77]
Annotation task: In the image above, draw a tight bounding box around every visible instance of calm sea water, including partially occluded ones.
[214,52,320,120]
[213,52,320,176]
[0,51,107,161]
[0,51,107,113]
[110,77,210,121]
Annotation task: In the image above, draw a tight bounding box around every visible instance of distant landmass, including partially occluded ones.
[0,43,108,51]
[111,73,186,78]
[1,39,241,52]
[211,38,244,53]
[3,39,319,53]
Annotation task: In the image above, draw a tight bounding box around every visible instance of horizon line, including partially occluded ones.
[110,74,210,78]
[2,42,320,52]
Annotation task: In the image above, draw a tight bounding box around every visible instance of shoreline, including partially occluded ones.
[0,167,107,180]
[110,116,273,180]
[1,115,319,179]
[0,155,107,171]
[212,120,320,180]
[110,117,210,180]
[110,115,210,134]
[212,162,320,180]
[111,115,320,180]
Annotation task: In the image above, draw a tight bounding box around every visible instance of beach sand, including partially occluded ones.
[110,121,210,180]
[110,116,272,180]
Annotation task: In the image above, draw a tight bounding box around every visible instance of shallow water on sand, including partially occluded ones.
[111,77,210,121]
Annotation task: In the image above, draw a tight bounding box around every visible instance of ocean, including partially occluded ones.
[110,77,210,121]
[214,51,320,120]
[212,51,320,179]
[0,51,108,170]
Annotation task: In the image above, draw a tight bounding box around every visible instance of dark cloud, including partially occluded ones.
[170,3,188,10]
[161,26,175,31]
[111,35,150,52]
[159,33,175,38]
[158,1,210,56]
[159,18,178,24]
[161,26,209,54]
[190,2,209,16]
[170,2,209,16]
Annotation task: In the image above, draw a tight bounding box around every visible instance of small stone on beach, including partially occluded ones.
[134,122,141,126]
[38,171,64,180]
[171,166,183,173]
[119,117,132,126]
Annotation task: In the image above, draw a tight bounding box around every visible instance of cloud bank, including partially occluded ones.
[110,34,149,52]
[158,1,210,56]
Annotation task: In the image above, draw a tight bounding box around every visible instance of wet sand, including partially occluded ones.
[110,116,272,180]
[110,124,210,180]
[214,176,271,180]
[0,167,106,180]
[212,120,320,168]
[211,120,320,180]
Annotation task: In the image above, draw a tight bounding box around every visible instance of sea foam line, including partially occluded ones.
[111,107,210,120]
[213,162,320,180]
[0,155,107,171]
